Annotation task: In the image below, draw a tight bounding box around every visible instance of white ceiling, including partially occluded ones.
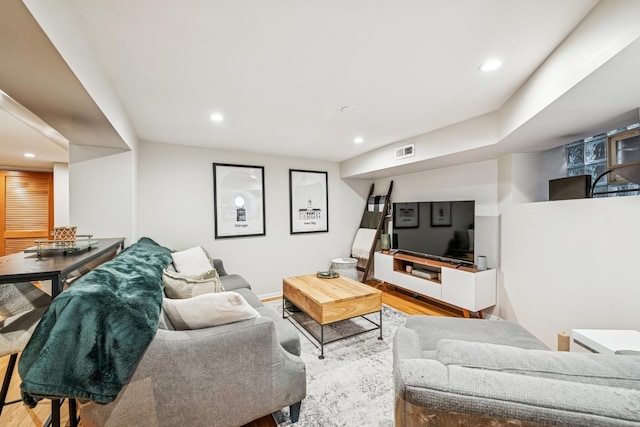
[0,107,68,169]
[5,0,638,171]
[70,0,597,162]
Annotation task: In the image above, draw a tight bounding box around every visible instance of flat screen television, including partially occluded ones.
[392,200,475,265]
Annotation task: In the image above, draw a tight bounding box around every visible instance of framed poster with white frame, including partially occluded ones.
[289,169,328,234]
[213,163,265,238]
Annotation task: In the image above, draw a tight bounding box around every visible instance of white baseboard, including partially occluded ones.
[259,292,282,301]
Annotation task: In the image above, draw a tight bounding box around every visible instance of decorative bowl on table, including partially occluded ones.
[317,271,339,279]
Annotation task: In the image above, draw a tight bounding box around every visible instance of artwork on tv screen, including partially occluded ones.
[394,202,418,228]
[392,200,475,264]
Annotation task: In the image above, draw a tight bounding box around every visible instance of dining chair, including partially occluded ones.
[0,282,50,416]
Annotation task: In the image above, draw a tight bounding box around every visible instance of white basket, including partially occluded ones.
[330,257,358,280]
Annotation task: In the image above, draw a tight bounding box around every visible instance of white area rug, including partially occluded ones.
[267,301,407,427]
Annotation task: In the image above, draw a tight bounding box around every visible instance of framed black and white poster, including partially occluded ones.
[431,201,451,227]
[394,202,418,228]
[213,163,265,238]
[289,169,328,234]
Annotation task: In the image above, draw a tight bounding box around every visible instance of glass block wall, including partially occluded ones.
[565,122,640,197]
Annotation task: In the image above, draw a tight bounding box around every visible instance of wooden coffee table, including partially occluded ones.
[282,274,383,358]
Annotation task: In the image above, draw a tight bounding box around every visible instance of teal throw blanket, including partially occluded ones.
[19,237,172,405]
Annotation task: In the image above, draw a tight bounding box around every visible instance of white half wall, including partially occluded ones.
[137,141,368,298]
[501,195,640,348]
[499,152,640,349]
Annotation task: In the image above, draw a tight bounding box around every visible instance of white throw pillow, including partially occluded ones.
[171,246,213,275]
[162,292,260,330]
[162,269,224,299]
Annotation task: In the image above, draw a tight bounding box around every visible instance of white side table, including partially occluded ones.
[571,329,640,354]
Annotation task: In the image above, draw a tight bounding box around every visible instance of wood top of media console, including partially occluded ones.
[388,252,479,273]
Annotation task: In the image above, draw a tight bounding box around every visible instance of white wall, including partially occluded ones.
[69,146,136,243]
[137,141,369,298]
[53,162,69,225]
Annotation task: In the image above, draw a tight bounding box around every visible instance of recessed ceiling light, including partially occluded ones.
[341,105,357,113]
[478,59,502,72]
[24,153,35,158]
[354,137,364,144]
[210,113,224,123]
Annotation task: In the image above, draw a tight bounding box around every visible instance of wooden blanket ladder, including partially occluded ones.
[352,181,393,282]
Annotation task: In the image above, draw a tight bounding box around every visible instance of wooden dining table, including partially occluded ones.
[0,237,125,427]
[0,237,125,298]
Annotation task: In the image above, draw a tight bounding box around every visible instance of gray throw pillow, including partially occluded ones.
[162,268,224,299]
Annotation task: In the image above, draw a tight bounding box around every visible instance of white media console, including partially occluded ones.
[374,251,496,318]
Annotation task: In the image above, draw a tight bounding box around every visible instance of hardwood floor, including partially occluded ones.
[372,281,467,317]
[0,361,73,427]
[1,280,459,427]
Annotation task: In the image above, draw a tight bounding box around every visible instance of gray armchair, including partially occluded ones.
[393,316,640,427]
[80,306,306,426]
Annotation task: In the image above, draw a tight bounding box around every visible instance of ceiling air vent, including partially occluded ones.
[395,143,415,160]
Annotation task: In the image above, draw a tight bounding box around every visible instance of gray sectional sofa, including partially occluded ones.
[394,316,640,426]
[80,258,306,427]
